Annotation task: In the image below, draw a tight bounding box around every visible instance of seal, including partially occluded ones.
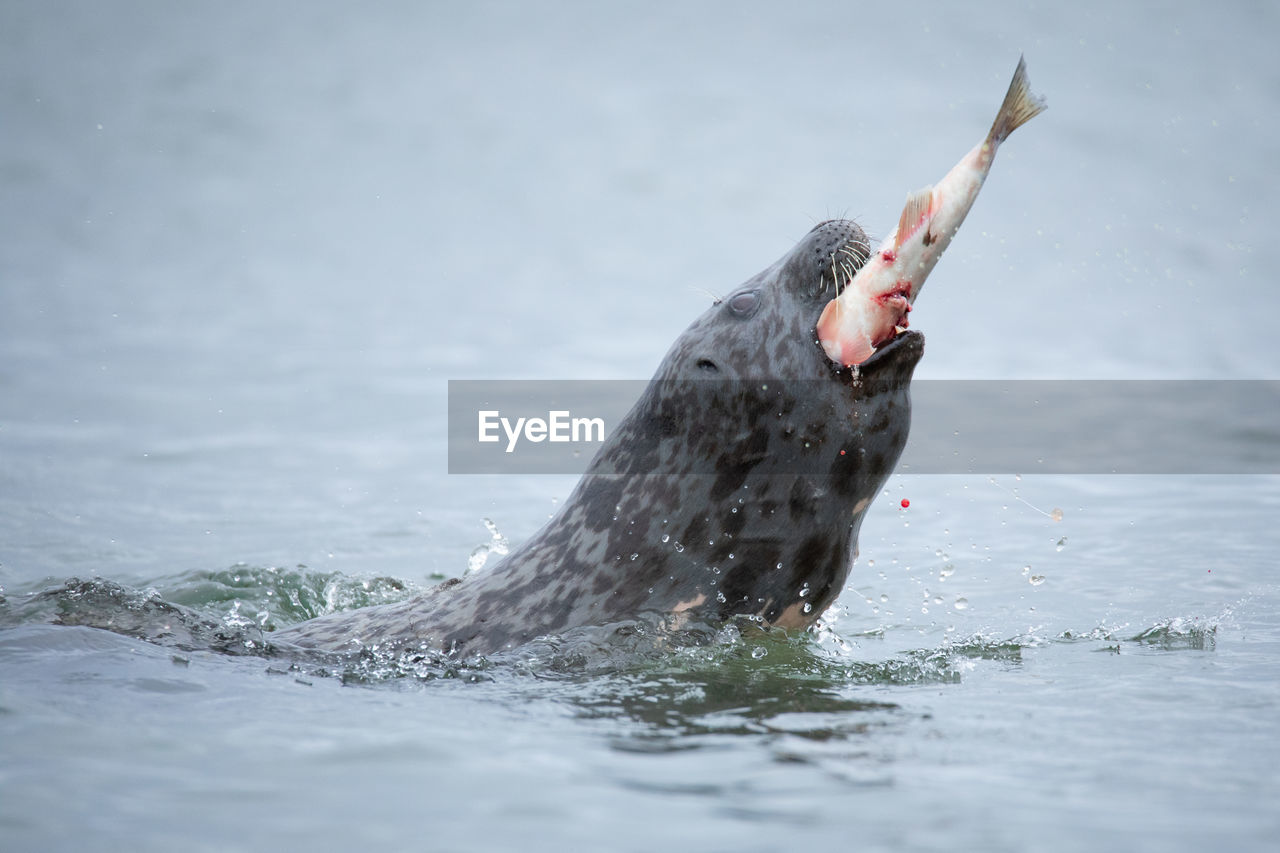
[275,219,924,657]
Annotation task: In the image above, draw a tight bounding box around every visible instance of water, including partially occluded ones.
[3,2,1279,850]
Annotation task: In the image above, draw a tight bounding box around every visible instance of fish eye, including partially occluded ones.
[727,290,760,317]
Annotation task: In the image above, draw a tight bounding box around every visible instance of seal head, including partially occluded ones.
[276,219,924,656]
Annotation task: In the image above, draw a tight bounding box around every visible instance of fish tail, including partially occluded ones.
[987,55,1047,146]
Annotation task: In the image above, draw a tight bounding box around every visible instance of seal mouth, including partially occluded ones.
[856,328,924,373]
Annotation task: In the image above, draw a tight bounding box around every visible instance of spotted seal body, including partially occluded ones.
[276,220,924,657]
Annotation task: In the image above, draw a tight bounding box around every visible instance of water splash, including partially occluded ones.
[466,517,510,574]
[1058,614,1223,652]
[3,567,1234,716]
[154,564,414,627]
[1128,617,1218,651]
[11,577,270,656]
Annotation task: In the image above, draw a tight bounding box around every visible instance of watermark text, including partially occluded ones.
[478,410,606,453]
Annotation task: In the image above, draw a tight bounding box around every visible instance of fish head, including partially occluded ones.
[815,249,923,369]
[659,219,923,386]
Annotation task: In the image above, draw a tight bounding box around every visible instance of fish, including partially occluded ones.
[816,56,1047,367]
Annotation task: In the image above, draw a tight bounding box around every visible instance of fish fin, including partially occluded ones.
[988,55,1047,146]
[893,186,935,252]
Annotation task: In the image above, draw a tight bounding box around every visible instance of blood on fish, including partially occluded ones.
[900,498,910,508]
[813,56,1046,369]
[876,282,913,308]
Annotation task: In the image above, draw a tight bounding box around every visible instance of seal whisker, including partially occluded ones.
[690,285,724,305]
[838,242,870,265]
[839,259,857,288]
[828,256,842,297]
[828,258,856,298]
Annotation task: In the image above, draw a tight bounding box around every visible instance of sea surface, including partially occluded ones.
[2,2,1279,851]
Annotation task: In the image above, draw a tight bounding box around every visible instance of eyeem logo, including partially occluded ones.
[449,379,1280,475]
[478,410,606,453]
[448,380,642,474]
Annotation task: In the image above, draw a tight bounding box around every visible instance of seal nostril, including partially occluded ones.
[696,358,720,373]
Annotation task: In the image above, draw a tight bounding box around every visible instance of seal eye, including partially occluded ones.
[727,290,760,317]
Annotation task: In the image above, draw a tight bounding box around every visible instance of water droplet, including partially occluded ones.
[1029,575,1046,586]
[799,585,810,597]
[1050,507,1064,522]
[933,595,943,605]
[802,602,813,613]
[954,597,969,611]
[661,534,670,543]
[466,545,490,573]
[1056,537,1067,551]
[674,541,684,552]
[939,564,955,580]
[629,552,639,561]
[716,591,727,603]
[867,558,875,567]
[751,646,768,659]
[1022,565,1031,576]
[880,594,889,603]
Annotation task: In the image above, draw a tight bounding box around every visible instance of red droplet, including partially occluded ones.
[839,449,846,456]
[900,498,910,508]
[881,249,897,263]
